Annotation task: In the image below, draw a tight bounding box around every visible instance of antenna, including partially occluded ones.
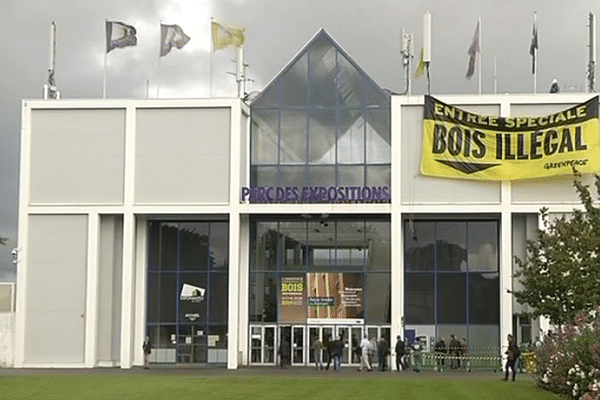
[43,21,60,99]
[401,28,414,95]
[588,12,596,93]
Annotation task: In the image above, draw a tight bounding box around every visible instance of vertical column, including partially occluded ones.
[133,217,148,366]
[84,212,100,367]
[237,215,250,365]
[120,212,136,368]
[500,181,513,368]
[390,96,404,370]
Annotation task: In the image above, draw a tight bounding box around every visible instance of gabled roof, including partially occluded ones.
[251,29,390,108]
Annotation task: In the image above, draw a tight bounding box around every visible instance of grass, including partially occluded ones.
[0,372,562,400]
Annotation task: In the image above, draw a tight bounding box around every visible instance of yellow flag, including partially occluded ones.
[414,48,425,80]
[211,21,245,51]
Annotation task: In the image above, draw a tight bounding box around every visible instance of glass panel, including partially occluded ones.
[309,110,336,164]
[209,273,228,323]
[366,273,390,323]
[337,166,364,187]
[280,221,307,271]
[179,272,207,323]
[147,272,177,323]
[366,221,390,271]
[253,222,278,271]
[280,166,307,188]
[336,326,350,363]
[404,221,435,272]
[338,110,364,164]
[337,221,365,271]
[436,325,467,357]
[337,53,365,108]
[179,222,209,271]
[292,326,304,364]
[468,325,500,354]
[148,222,160,271]
[251,166,278,188]
[282,53,308,107]
[281,110,307,164]
[366,110,391,164]
[469,273,500,324]
[177,325,194,363]
[250,326,262,363]
[404,273,434,324]
[351,327,363,364]
[160,223,178,271]
[308,221,335,270]
[309,35,337,108]
[309,165,336,188]
[437,273,467,324]
[251,81,278,109]
[309,327,319,363]
[467,221,498,272]
[264,326,276,363]
[366,84,390,109]
[207,325,228,364]
[437,222,467,271]
[251,110,279,165]
[209,222,228,270]
[366,165,391,188]
[149,324,176,363]
[249,272,277,322]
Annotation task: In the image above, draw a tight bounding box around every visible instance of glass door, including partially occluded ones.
[264,326,276,364]
[350,326,363,365]
[292,325,305,365]
[250,325,277,364]
[335,326,350,364]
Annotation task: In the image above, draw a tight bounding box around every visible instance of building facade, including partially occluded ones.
[14,30,595,368]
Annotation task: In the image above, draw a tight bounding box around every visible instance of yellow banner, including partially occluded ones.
[421,95,600,180]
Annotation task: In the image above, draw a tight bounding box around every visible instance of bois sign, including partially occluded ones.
[421,95,600,180]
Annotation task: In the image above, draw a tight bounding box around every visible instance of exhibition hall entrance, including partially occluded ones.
[249,324,391,366]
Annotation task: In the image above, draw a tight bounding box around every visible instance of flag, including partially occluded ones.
[211,21,245,50]
[529,14,538,74]
[466,21,480,79]
[414,48,425,80]
[160,24,191,57]
[106,21,137,53]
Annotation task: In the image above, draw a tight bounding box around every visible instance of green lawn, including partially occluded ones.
[0,374,561,400]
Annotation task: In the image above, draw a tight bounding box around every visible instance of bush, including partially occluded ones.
[536,307,600,399]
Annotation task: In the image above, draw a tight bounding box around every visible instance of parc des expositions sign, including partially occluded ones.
[421,95,600,180]
[241,185,390,203]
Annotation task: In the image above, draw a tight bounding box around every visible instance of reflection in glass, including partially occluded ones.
[366,165,391,187]
[147,272,177,323]
[249,272,277,322]
[469,273,499,324]
[366,221,390,272]
[366,273,390,323]
[337,166,364,187]
[283,53,308,107]
[310,111,336,164]
[437,222,467,271]
[309,34,336,107]
[251,166,278,188]
[404,221,435,271]
[281,110,307,164]
[337,110,364,164]
[405,273,434,324]
[280,166,307,189]
[366,110,391,164]
[437,273,467,324]
[179,223,208,271]
[209,223,228,270]
[251,110,279,165]
[468,221,498,272]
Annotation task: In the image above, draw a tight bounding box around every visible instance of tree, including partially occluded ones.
[513,172,600,328]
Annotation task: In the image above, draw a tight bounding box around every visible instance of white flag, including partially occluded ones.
[160,24,191,57]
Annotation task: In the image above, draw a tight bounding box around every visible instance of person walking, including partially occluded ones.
[434,337,447,371]
[377,336,390,372]
[330,335,344,371]
[503,334,520,381]
[358,335,372,371]
[449,335,461,369]
[313,337,324,370]
[142,336,152,369]
[278,336,290,368]
[395,335,405,371]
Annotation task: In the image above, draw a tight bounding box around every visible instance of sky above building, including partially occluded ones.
[0,0,598,280]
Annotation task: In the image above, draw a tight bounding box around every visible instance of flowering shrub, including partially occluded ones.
[536,307,600,399]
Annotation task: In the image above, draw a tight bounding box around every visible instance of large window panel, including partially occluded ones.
[281,110,307,164]
[280,166,307,188]
[405,273,435,324]
[338,110,364,164]
[437,273,467,324]
[338,166,364,187]
[366,221,390,272]
[209,223,229,270]
[249,272,277,322]
[280,221,307,271]
[366,110,391,164]
[468,221,498,272]
[309,35,337,108]
[251,110,279,165]
[365,273,390,323]
[159,223,178,271]
[251,166,278,188]
[404,221,435,272]
[437,222,467,271]
[337,221,366,271]
[252,222,278,271]
[337,54,365,108]
[308,221,335,270]
[309,111,336,164]
[179,223,209,271]
[469,273,500,324]
[366,165,391,187]
[309,165,335,188]
[147,272,177,323]
[282,53,308,107]
[209,273,228,323]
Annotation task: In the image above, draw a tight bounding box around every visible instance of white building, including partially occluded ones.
[13,30,596,369]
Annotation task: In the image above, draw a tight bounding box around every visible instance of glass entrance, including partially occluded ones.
[292,326,305,365]
[250,325,277,364]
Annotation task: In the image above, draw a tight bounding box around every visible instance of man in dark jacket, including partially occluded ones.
[377,336,390,371]
[329,336,344,371]
[503,334,520,381]
[395,335,405,371]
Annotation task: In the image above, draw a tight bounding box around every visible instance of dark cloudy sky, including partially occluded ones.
[0,0,598,280]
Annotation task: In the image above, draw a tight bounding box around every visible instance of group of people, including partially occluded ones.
[356,335,392,372]
[434,334,467,369]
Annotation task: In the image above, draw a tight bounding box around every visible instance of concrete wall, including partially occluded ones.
[0,313,14,367]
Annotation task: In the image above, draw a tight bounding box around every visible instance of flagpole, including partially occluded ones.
[494,56,497,94]
[533,11,537,94]
[478,16,482,94]
[236,45,244,98]
[210,17,214,97]
[157,21,162,98]
[103,51,107,99]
